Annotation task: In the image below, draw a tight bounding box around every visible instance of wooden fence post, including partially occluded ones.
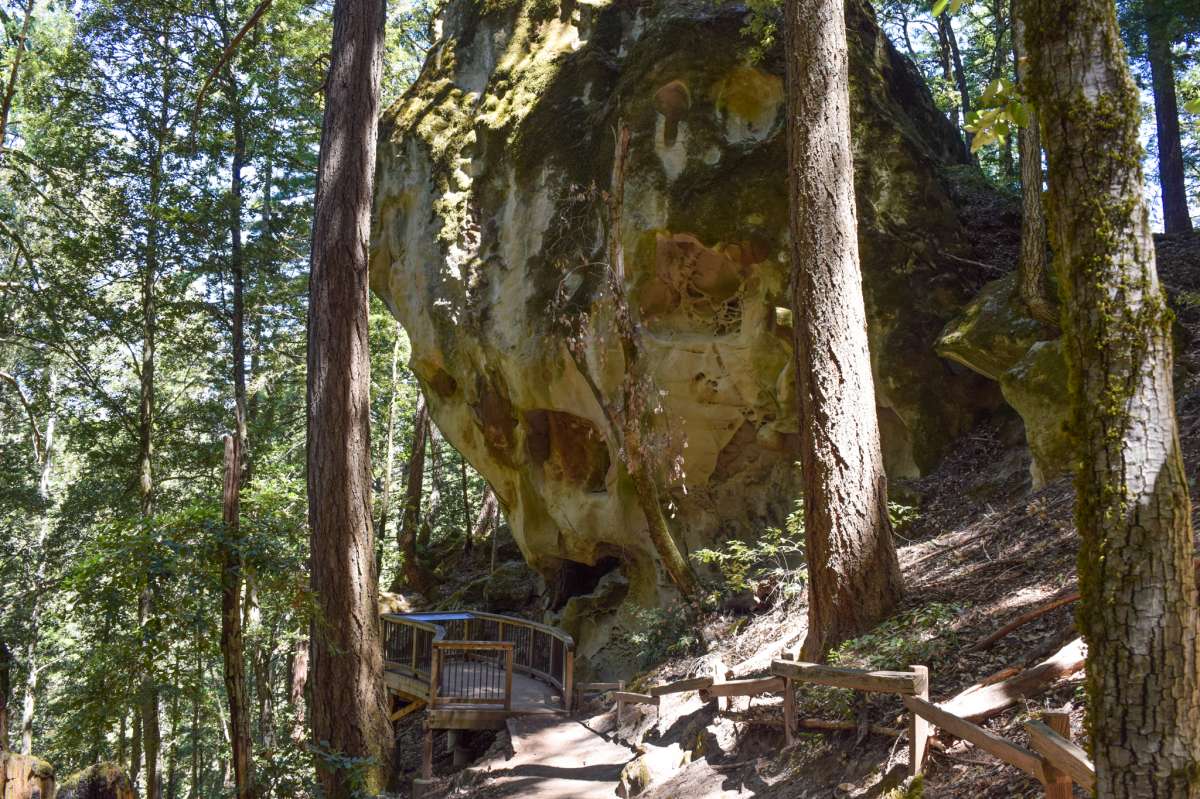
[429,646,441,708]
[909,665,929,777]
[783,677,795,746]
[421,722,433,780]
[564,649,574,713]
[1041,710,1072,799]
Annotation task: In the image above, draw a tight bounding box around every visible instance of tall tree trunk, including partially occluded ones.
[165,688,179,799]
[136,55,172,799]
[391,394,432,595]
[220,435,254,799]
[1011,0,1055,327]
[1023,1,1200,794]
[118,712,127,775]
[785,0,903,660]
[213,27,256,797]
[377,327,401,564]
[305,0,392,794]
[190,630,201,799]
[561,126,699,597]
[1145,0,1192,234]
[21,370,57,755]
[288,636,308,747]
[0,640,9,750]
[0,0,34,151]
[460,454,471,557]
[130,709,142,791]
[418,425,442,550]
[937,15,973,156]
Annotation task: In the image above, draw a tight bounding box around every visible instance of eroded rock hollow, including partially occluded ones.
[370,0,1000,664]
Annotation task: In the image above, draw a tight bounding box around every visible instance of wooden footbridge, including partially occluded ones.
[381,610,575,732]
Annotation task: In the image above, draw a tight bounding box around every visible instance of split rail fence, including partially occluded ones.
[599,653,1094,796]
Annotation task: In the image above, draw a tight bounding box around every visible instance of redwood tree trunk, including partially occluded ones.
[305,0,392,793]
[785,0,903,660]
[1145,0,1192,234]
[1011,0,1055,327]
[1023,0,1200,794]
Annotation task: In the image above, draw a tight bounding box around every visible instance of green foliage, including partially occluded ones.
[965,78,1031,153]
[622,603,704,670]
[829,602,964,671]
[883,775,925,799]
[692,501,806,604]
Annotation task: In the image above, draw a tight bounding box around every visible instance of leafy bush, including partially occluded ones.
[692,501,807,605]
[622,603,704,669]
[691,500,920,606]
[829,602,965,671]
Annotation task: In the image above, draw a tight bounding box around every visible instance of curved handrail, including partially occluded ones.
[468,610,575,649]
[380,610,574,711]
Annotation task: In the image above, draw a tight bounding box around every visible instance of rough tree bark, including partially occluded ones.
[391,394,433,594]
[1145,0,1192,234]
[1011,0,1055,327]
[220,435,254,799]
[1022,0,1200,794]
[305,0,392,793]
[785,0,903,660]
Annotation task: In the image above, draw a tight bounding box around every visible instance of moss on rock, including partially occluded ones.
[371,0,1008,659]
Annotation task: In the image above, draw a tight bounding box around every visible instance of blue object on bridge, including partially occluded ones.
[400,612,473,623]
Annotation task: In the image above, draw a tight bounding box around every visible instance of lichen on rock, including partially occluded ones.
[937,274,1069,487]
[371,0,1004,664]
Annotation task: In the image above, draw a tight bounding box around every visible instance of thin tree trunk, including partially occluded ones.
[419,424,441,550]
[785,0,903,660]
[306,0,392,793]
[212,17,257,790]
[1023,0,1200,793]
[1011,0,1055,327]
[130,709,142,790]
[190,630,200,799]
[220,435,254,799]
[391,394,432,594]
[0,0,34,151]
[20,370,57,755]
[288,636,308,747]
[460,454,471,557]
[557,126,698,597]
[166,689,179,799]
[135,53,172,799]
[0,640,9,750]
[377,327,401,565]
[118,711,127,771]
[944,16,973,156]
[934,18,969,159]
[1145,0,1192,234]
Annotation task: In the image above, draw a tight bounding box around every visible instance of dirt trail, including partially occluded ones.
[470,714,633,798]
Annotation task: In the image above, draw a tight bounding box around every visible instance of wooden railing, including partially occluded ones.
[610,653,1095,797]
[381,611,574,712]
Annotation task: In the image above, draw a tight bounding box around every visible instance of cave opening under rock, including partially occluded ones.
[549,555,623,612]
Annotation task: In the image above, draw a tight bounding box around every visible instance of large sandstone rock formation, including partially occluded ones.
[370,0,999,660]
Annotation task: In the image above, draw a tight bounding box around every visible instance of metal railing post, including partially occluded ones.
[504,645,514,711]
